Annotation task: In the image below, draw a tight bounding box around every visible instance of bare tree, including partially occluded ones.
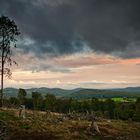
[0,16,20,107]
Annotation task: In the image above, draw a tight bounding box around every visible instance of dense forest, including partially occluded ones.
[3,89,140,122]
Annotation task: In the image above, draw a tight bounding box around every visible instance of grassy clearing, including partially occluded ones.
[0,108,140,140]
[99,98,136,102]
[111,97,136,102]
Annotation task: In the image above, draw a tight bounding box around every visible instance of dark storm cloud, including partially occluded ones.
[0,0,140,58]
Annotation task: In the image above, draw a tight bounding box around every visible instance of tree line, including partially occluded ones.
[2,88,140,122]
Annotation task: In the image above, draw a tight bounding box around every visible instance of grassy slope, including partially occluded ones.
[0,108,140,140]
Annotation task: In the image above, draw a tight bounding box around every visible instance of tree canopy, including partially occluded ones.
[0,15,20,107]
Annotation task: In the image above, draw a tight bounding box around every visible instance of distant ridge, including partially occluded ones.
[3,86,140,99]
[110,87,140,93]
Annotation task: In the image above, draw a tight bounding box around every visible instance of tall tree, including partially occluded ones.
[0,16,20,107]
[18,88,27,105]
[45,94,56,111]
[32,92,42,110]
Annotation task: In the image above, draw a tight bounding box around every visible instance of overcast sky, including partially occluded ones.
[0,0,140,89]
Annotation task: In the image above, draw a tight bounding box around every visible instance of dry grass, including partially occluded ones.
[0,108,140,140]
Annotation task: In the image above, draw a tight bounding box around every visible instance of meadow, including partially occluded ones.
[109,98,136,102]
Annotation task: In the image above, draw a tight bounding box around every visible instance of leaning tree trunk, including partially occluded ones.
[0,61,4,107]
[0,33,4,107]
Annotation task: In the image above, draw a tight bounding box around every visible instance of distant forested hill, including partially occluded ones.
[3,87,140,99]
[3,87,81,98]
[64,88,140,99]
[110,87,140,93]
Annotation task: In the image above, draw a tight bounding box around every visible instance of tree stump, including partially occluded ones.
[90,120,101,134]
[90,119,104,140]
[19,105,26,119]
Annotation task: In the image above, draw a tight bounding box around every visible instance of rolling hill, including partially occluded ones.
[110,87,140,93]
[3,87,82,98]
[64,88,140,99]
[3,87,140,99]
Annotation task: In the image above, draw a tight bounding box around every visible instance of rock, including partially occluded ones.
[107,120,111,123]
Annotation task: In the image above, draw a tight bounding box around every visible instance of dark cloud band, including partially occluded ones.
[0,0,140,58]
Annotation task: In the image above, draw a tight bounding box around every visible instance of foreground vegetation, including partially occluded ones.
[0,108,140,140]
[1,89,140,139]
[3,90,140,122]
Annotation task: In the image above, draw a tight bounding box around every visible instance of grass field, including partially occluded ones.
[99,98,136,102]
[111,97,136,102]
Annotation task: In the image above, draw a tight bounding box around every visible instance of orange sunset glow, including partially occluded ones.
[0,0,140,89]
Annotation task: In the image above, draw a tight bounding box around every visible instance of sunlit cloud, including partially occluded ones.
[0,0,140,89]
